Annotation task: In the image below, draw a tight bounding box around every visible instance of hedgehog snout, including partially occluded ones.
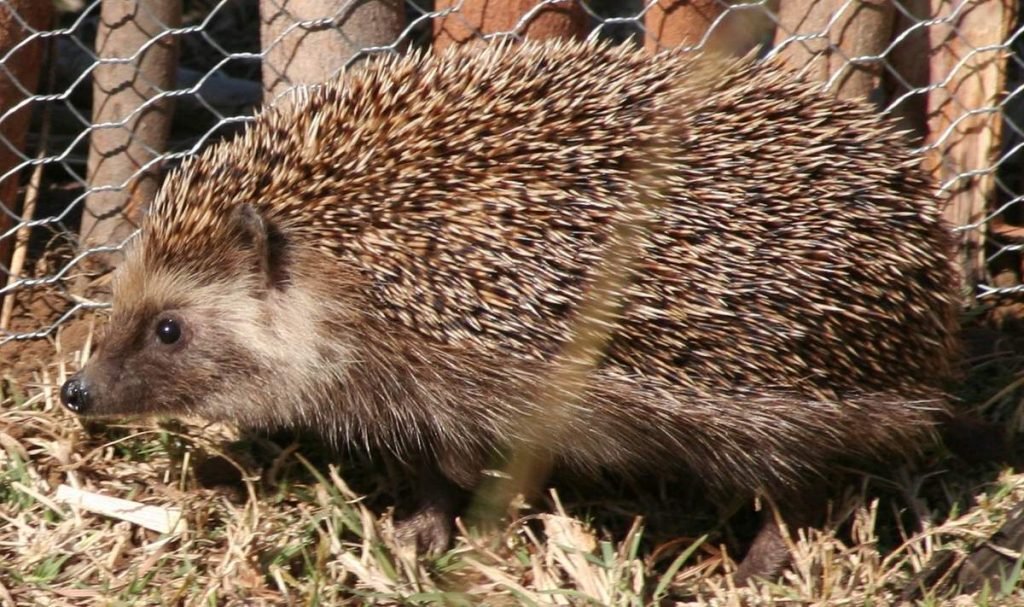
[60,373,91,414]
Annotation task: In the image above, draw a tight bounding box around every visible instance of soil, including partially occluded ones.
[0,283,99,385]
[1,181,110,386]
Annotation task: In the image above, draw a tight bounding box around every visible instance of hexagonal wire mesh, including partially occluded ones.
[0,0,1019,346]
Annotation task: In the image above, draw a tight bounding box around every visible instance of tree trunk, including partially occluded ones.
[433,0,587,52]
[0,0,52,283]
[260,0,406,103]
[645,0,726,52]
[922,0,1017,292]
[883,0,930,140]
[773,0,894,100]
[645,0,778,56]
[82,0,181,268]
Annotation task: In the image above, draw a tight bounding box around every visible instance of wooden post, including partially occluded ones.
[645,0,779,55]
[883,0,930,140]
[922,0,1017,291]
[260,0,405,103]
[82,0,181,267]
[433,0,587,52]
[773,0,834,81]
[0,0,52,283]
[644,0,726,52]
[826,0,894,99]
[773,0,894,100]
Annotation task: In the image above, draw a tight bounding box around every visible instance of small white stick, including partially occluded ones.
[55,484,187,535]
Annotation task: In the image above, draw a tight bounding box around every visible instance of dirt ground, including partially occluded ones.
[1,285,97,385]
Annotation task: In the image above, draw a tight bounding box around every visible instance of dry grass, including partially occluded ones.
[1,318,1023,606]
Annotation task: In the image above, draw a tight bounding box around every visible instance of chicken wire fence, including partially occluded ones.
[0,0,1020,346]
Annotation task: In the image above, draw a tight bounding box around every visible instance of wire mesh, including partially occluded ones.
[0,0,1020,345]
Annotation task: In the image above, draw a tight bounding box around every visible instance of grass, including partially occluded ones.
[0,318,1023,605]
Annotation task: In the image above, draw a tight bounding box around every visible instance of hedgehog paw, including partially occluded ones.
[734,490,826,585]
[394,503,454,555]
[733,514,792,584]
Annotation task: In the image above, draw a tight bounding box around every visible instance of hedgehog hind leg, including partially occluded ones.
[393,499,456,554]
[732,488,827,585]
[393,462,471,554]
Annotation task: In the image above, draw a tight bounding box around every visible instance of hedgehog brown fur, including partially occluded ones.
[62,40,962,581]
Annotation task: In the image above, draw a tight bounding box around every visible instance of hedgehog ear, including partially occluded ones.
[231,203,290,294]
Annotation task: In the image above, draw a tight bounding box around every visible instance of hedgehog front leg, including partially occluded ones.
[393,461,471,554]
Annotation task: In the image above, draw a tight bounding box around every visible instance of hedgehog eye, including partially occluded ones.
[156,318,182,345]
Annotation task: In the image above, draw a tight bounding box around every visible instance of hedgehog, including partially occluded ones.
[60,39,961,582]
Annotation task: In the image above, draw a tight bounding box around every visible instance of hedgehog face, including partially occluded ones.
[60,266,273,420]
[61,203,349,425]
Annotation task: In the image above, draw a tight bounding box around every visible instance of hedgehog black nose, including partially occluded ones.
[60,374,91,414]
